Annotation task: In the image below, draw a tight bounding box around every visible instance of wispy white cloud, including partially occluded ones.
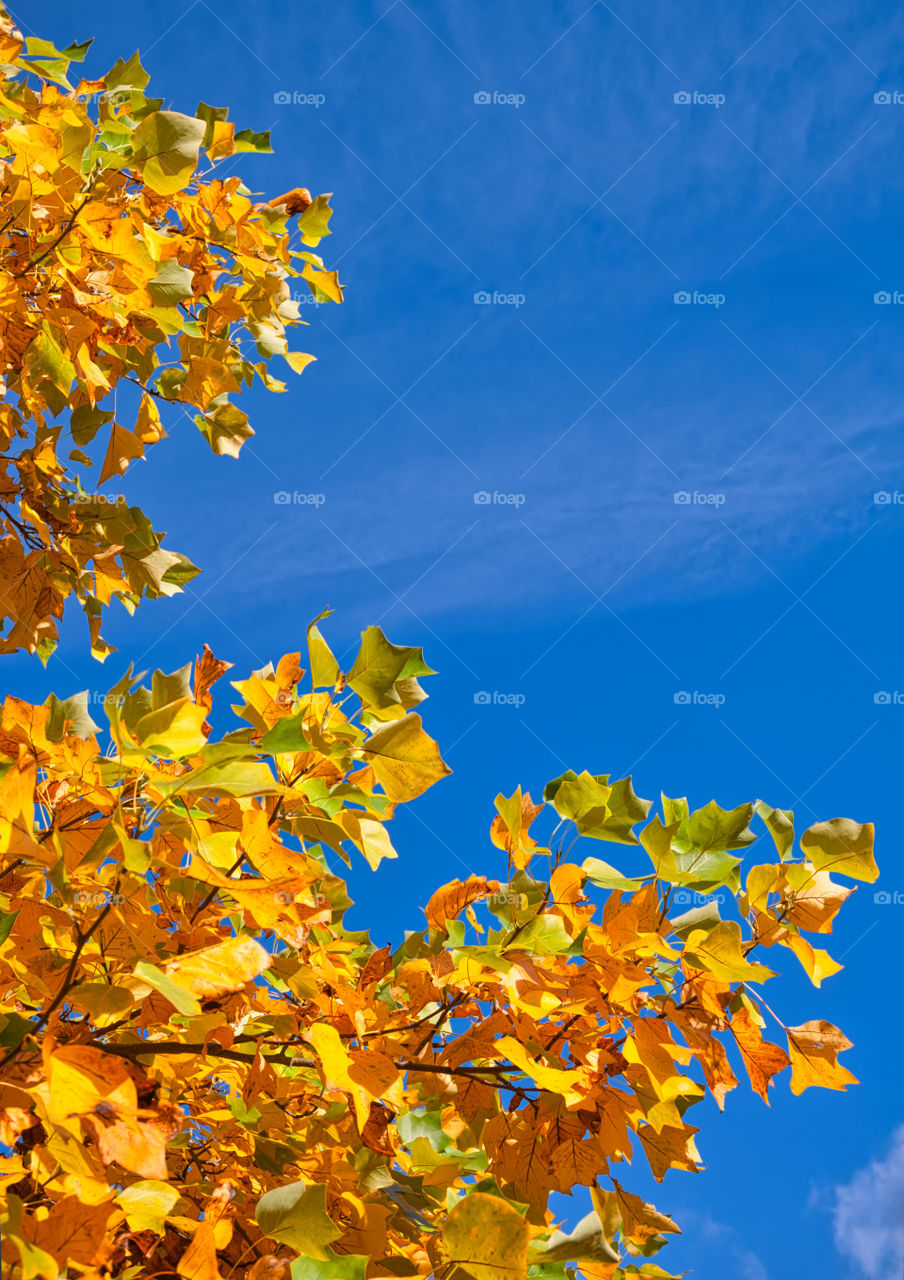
[832,1124,904,1279]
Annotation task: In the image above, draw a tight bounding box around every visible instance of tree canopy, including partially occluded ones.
[0,619,874,1279]
[0,14,340,662]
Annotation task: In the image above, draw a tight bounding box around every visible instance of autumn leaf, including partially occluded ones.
[786,1020,858,1095]
[443,1193,529,1280]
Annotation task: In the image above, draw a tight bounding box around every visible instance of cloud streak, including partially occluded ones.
[833,1124,904,1279]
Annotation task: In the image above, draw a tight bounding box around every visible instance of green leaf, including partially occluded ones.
[308,616,340,689]
[670,898,722,938]
[147,259,194,306]
[546,770,650,842]
[0,1013,32,1051]
[27,324,75,395]
[44,691,100,743]
[116,1181,180,1234]
[532,1212,620,1265]
[681,801,757,855]
[260,715,312,755]
[684,921,775,984]
[506,914,573,955]
[195,101,229,148]
[0,909,17,947]
[61,39,92,63]
[255,1180,342,1259]
[756,802,795,860]
[347,627,434,716]
[133,960,201,1016]
[234,127,273,153]
[105,50,150,92]
[174,758,284,799]
[800,818,878,882]
[134,697,207,757]
[291,1254,368,1280]
[582,859,648,893]
[132,110,206,195]
[298,194,335,247]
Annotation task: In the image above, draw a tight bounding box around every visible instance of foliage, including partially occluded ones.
[0,12,341,661]
[0,619,875,1280]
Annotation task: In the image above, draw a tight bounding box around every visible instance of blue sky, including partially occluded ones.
[10,1,904,1276]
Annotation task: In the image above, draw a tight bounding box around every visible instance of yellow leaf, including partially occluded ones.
[164,935,271,1000]
[496,1035,585,1107]
[784,934,842,987]
[99,422,145,484]
[362,712,451,802]
[787,1020,858,1095]
[134,697,208,758]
